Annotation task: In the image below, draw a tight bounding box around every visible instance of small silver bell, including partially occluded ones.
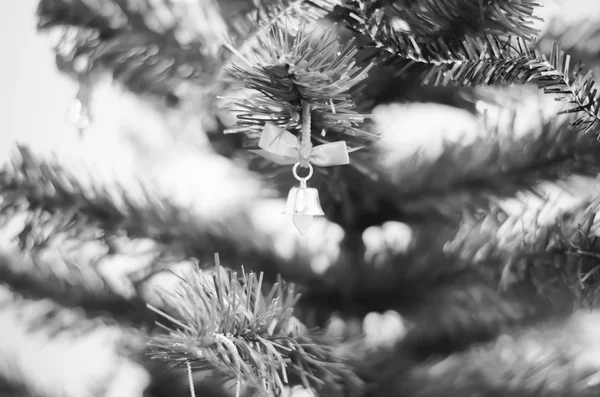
[284,180,325,216]
[284,163,324,234]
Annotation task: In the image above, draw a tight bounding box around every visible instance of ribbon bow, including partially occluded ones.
[250,122,350,166]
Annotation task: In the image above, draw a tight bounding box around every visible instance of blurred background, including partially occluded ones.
[0,1,78,162]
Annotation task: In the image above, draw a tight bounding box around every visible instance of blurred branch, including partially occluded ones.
[304,247,571,375]
[37,0,228,99]
[240,0,339,42]
[399,121,599,216]
[536,4,600,72]
[447,198,600,308]
[0,286,149,397]
[0,249,152,327]
[4,141,591,352]
[0,146,348,290]
[375,0,541,38]
[519,202,600,307]
[370,312,600,397]
[0,146,273,271]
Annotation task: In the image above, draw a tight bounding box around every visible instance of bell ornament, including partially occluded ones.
[283,183,325,216]
[283,162,325,217]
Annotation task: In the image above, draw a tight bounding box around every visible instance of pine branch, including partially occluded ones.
[0,146,345,291]
[303,247,571,380]
[341,2,600,132]
[0,146,272,272]
[360,111,600,219]
[446,197,600,308]
[225,25,374,145]
[340,1,526,65]
[147,258,362,397]
[5,143,580,340]
[0,249,152,327]
[0,286,150,397]
[368,0,541,38]
[37,0,227,98]
[424,42,600,133]
[247,0,339,40]
[517,202,600,307]
[371,312,600,397]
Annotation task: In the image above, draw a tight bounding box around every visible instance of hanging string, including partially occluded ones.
[187,360,196,397]
[299,100,313,168]
[215,333,242,397]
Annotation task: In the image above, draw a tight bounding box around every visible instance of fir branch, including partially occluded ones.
[225,25,374,144]
[340,0,523,65]
[424,42,600,133]
[0,146,271,272]
[369,0,541,38]
[341,2,600,131]
[362,110,600,219]
[249,0,339,39]
[446,198,600,308]
[303,252,570,377]
[220,0,340,49]
[148,259,361,397]
[516,202,600,307]
[0,146,339,291]
[37,0,227,98]
[0,249,152,327]
[0,155,181,327]
[0,287,149,397]
[372,312,600,397]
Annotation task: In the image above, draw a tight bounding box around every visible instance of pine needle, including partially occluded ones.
[147,260,360,396]
[226,24,375,144]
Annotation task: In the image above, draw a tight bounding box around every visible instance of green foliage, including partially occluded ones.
[148,256,361,396]
[448,199,600,308]
[36,0,341,101]
[225,25,374,144]
[341,0,600,134]
[37,0,228,97]
[248,0,339,38]
[372,0,541,38]
[520,204,600,307]
[376,314,600,397]
[350,101,600,220]
[424,42,600,134]
[0,146,263,272]
[341,0,537,64]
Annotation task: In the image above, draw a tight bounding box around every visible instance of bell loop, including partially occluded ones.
[292,162,313,182]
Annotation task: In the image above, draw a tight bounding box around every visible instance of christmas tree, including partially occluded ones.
[3,0,600,396]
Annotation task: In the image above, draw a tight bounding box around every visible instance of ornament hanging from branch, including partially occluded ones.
[223,24,376,142]
[252,101,351,234]
[222,25,377,233]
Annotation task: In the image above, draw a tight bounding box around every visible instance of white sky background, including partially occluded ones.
[0,1,79,163]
